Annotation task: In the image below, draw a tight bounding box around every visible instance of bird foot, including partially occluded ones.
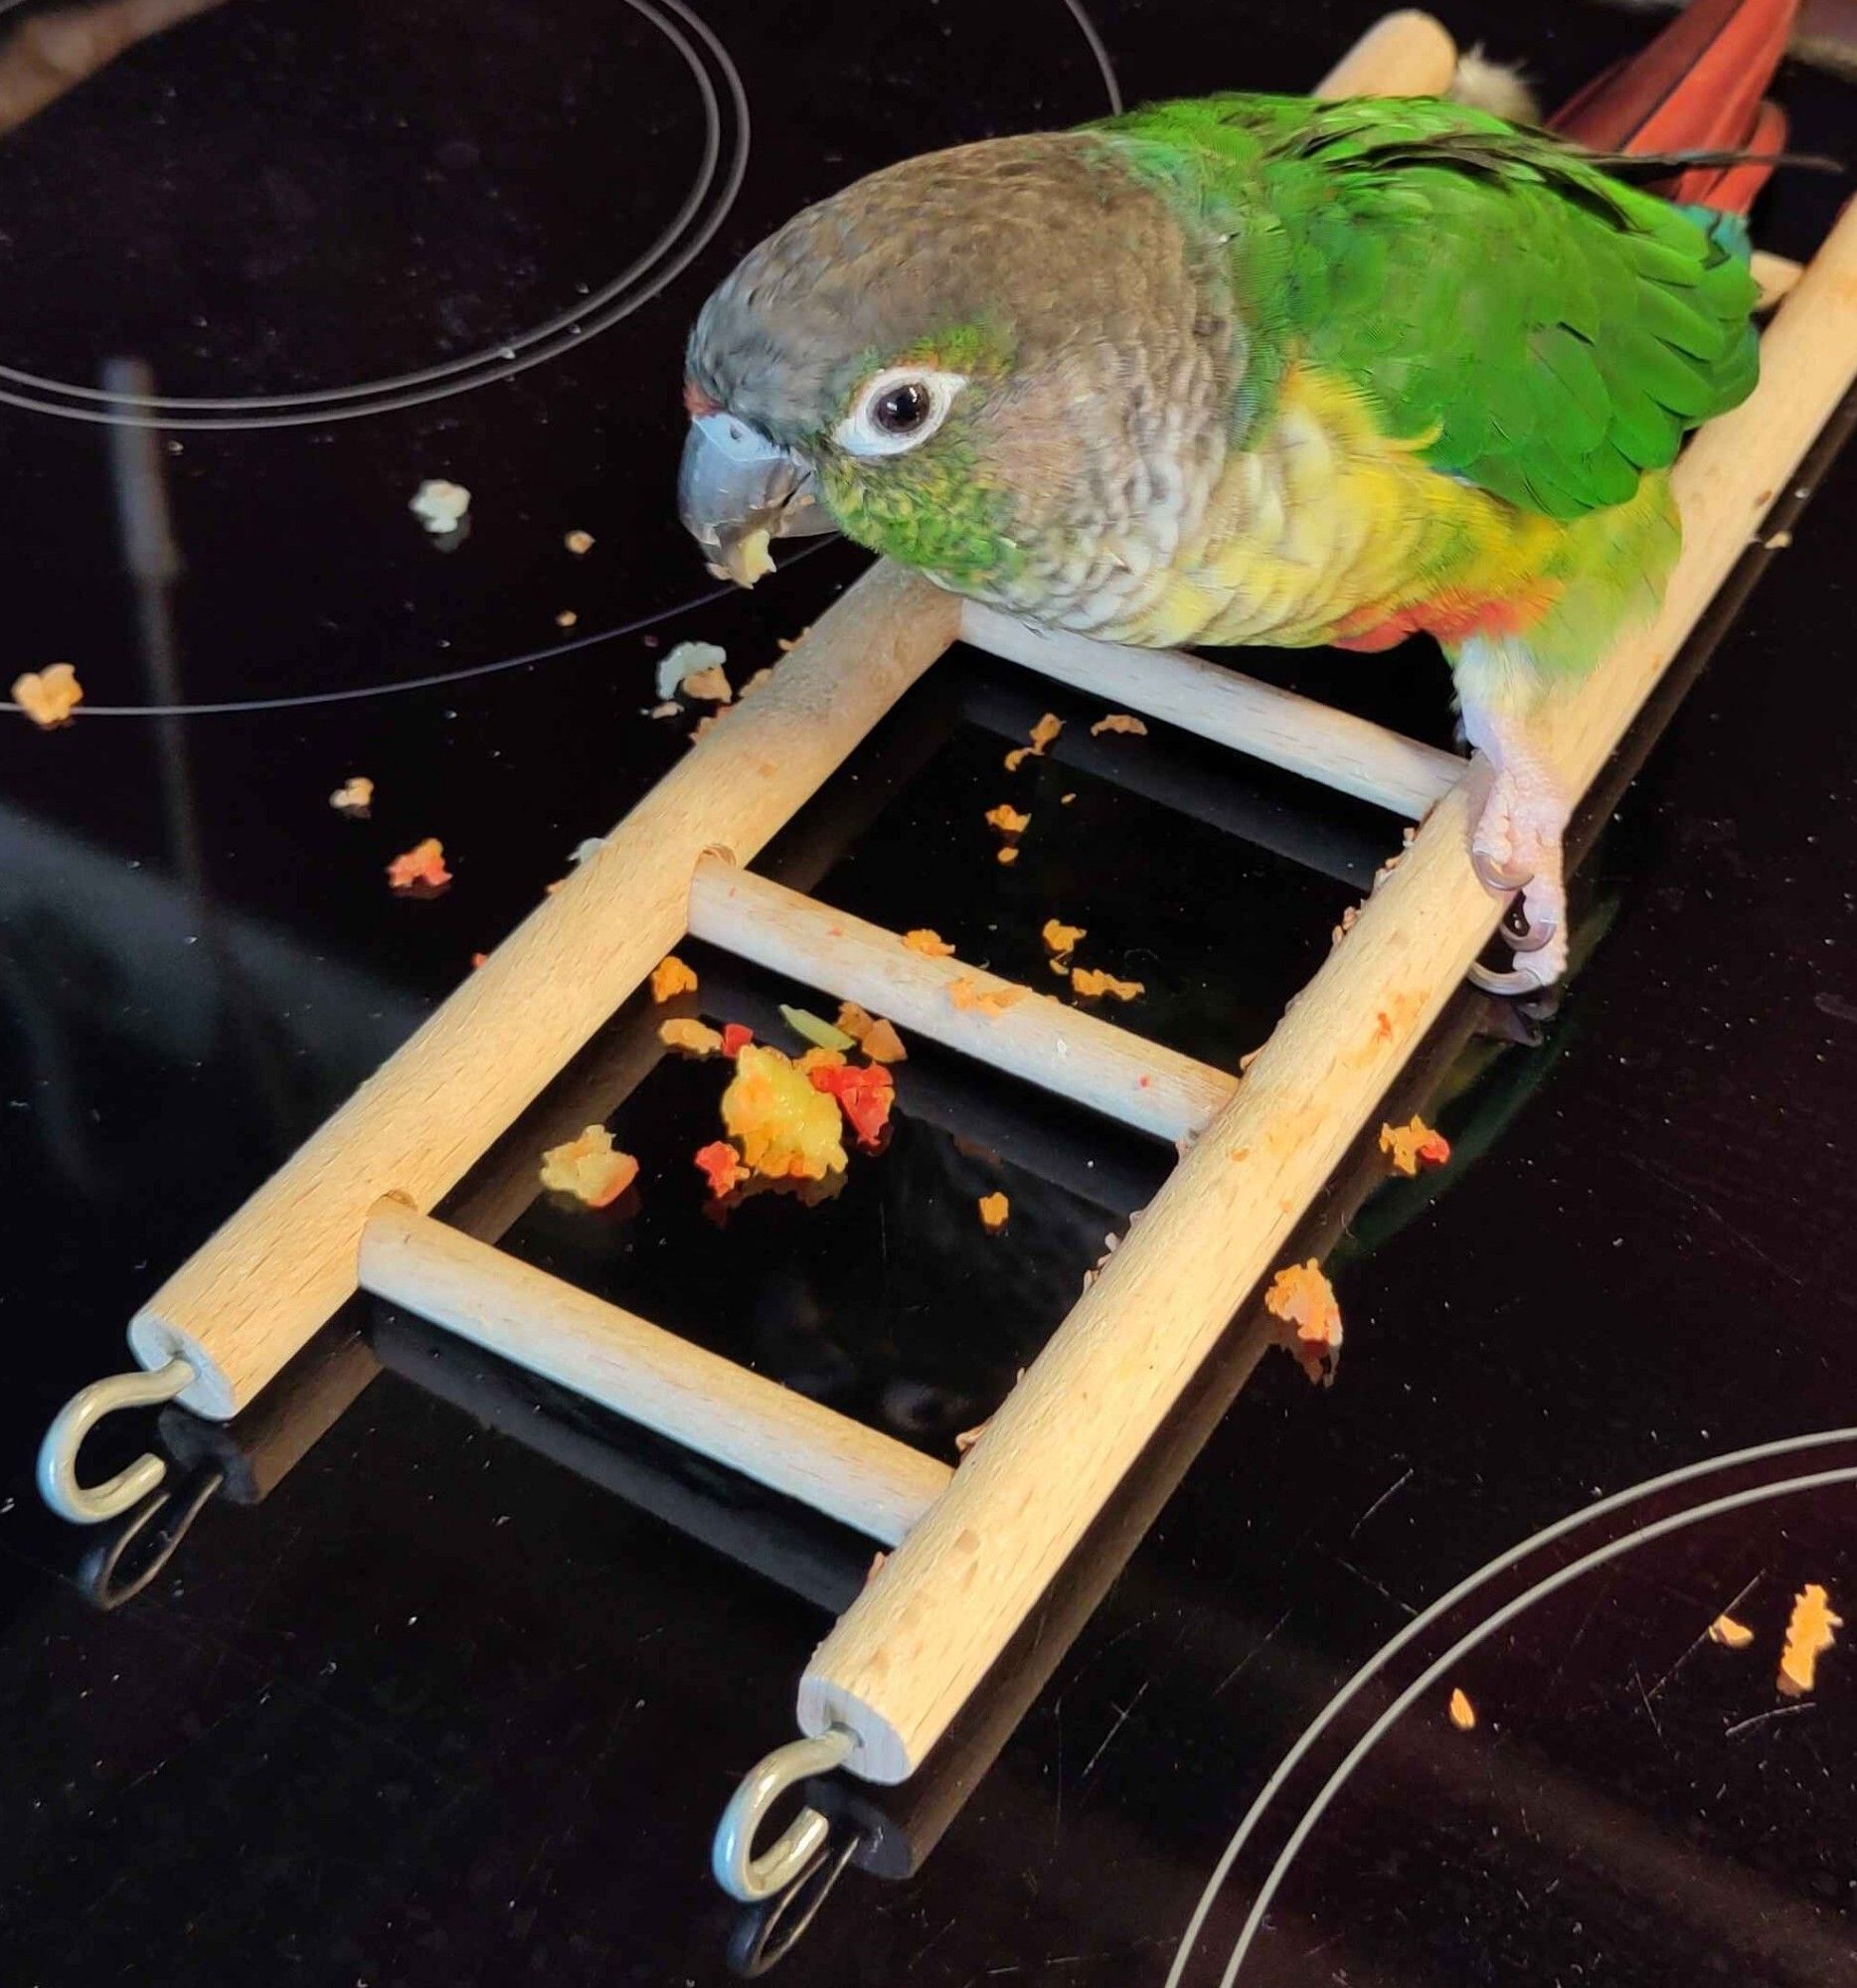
[1466,752,1568,995]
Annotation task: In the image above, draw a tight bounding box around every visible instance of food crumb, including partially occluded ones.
[903,928,956,958]
[1447,1688,1476,1732]
[650,955,699,1002]
[387,838,451,892]
[12,662,83,728]
[1061,792,1076,805]
[1379,1115,1451,1177]
[470,951,488,969]
[410,478,470,535]
[781,1004,855,1052]
[722,1045,847,1180]
[947,976,1026,1017]
[985,803,1031,835]
[657,639,729,702]
[1042,917,1087,958]
[539,1125,638,1208]
[693,1139,747,1198]
[565,529,594,555]
[1004,712,1063,772]
[1265,1258,1342,1384]
[329,774,374,816]
[1765,529,1792,551]
[867,1549,888,1581]
[660,1017,724,1057]
[1709,1613,1756,1650]
[997,846,1020,866]
[1777,1583,1842,1697]
[1091,713,1148,737]
[555,609,579,628]
[1070,967,1143,1002]
[647,701,681,720]
[808,1058,895,1149]
[978,1191,1010,1233]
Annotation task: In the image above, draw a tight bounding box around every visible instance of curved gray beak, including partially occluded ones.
[677,411,834,587]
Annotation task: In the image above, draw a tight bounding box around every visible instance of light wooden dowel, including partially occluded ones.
[960,601,1463,820]
[1752,249,1801,312]
[798,204,1857,1782]
[128,565,961,1417]
[1313,9,1455,97]
[359,1200,952,1546]
[686,856,1237,1145]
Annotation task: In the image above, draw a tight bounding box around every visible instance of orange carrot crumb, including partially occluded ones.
[1069,967,1143,1002]
[947,976,1026,1017]
[387,838,451,892]
[903,928,956,957]
[985,803,1031,835]
[1378,1116,1451,1177]
[693,1140,748,1198]
[1709,1613,1756,1650]
[977,1191,1010,1233]
[1004,712,1063,771]
[1777,1583,1842,1697]
[329,775,374,815]
[12,662,83,728]
[1042,917,1087,957]
[1090,713,1147,737]
[1447,1688,1476,1732]
[650,954,699,1002]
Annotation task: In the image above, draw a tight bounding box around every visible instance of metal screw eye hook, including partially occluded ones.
[36,1356,197,1525]
[712,1725,857,1903]
[726,1825,863,1977]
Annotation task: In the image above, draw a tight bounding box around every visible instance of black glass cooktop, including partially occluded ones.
[2,3,1853,1984]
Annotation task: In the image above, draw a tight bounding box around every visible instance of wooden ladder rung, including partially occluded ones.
[959,599,1465,820]
[359,1198,951,1546]
[686,855,1238,1144]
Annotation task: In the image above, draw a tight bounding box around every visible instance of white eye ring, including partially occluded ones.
[833,368,967,458]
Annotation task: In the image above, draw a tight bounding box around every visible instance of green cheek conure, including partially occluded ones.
[677,81,1773,993]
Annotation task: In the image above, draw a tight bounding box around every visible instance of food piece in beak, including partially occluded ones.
[678,411,833,587]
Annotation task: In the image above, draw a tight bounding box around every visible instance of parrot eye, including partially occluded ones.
[835,367,966,458]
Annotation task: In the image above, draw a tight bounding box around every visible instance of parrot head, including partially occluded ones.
[678,132,1235,612]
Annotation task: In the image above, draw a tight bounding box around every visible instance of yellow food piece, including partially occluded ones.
[329,775,374,814]
[985,803,1031,834]
[738,527,775,584]
[1265,1259,1343,1349]
[555,609,579,628]
[903,928,955,957]
[659,1018,723,1057]
[650,955,699,1002]
[1777,1583,1842,1697]
[1004,712,1063,771]
[565,529,594,555]
[722,1045,848,1181]
[1069,967,1143,1002]
[1708,1613,1756,1650]
[1447,1688,1476,1732]
[539,1125,639,1208]
[1090,713,1148,737]
[997,846,1020,866]
[978,1192,1010,1233]
[1042,918,1087,956]
[12,662,83,728]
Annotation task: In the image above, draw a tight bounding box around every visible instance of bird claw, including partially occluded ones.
[1503,911,1558,956]
[1472,847,1533,896]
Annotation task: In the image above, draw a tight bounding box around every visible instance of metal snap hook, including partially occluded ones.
[79,1467,224,1610]
[37,1356,197,1525]
[712,1724,857,1903]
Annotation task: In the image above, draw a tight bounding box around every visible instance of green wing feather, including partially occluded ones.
[1094,94,1760,520]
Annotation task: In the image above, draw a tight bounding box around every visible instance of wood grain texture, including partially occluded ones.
[129,565,960,1416]
[686,856,1237,1144]
[959,603,1463,819]
[360,1201,952,1546]
[798,201,1857,1782]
